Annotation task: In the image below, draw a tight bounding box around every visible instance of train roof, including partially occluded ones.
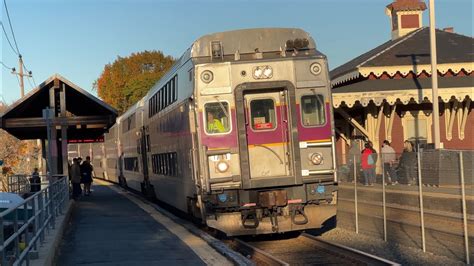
[190,28,317,58]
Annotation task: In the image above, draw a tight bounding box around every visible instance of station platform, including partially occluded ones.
[56,180,230,265]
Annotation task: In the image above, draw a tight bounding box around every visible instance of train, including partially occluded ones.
[70,28,338,236]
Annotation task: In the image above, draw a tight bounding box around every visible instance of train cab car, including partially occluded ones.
[191,29,337,235]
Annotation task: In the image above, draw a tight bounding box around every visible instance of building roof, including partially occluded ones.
[330,27,474,86]
[386,0,427,12]
[332,75,473,108]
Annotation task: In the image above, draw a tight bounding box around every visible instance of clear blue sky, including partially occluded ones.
[1,0,472,103]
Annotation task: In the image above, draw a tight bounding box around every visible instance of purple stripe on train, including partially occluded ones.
[296,103,332,141]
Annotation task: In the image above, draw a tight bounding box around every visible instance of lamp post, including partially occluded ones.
[429,0,441,149]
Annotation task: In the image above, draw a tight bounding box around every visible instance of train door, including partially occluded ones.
[243,89,291,178]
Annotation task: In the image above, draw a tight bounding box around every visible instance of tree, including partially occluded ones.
[95,50,175,114]
[0,103,39,191]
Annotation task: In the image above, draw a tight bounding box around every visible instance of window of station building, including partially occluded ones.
[301,94,326,127]
[204,102,231,134]
[124,157,139,172]
[152,152,178,176]
[250,99,276,131]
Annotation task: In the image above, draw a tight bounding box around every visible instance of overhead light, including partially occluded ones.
[253,66,273,79]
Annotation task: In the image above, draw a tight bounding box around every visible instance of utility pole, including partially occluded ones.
[11,55,32,98]
[11,55,39,174]
[429,0,441,149]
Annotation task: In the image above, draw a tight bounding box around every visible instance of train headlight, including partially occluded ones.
[201,70,214,84]
[253,66,273,79]
[310,62,322,76]
[216,161,229,173]
[309,153,323,165]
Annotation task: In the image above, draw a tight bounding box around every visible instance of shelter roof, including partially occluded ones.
[0,74,117,140]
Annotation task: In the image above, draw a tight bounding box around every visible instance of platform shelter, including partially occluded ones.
[0,74,117,176]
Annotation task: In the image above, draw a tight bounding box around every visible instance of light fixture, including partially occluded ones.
[309,153,323,165]
[201,70,214,83]
[216,161,229,173]
[252,66,273,79]
[310,62,322,76]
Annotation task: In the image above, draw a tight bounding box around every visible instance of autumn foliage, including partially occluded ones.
[95,50,175,114]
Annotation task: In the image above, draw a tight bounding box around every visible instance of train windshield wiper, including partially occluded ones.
[213,96,229,119]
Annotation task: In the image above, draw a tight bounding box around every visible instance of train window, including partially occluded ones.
[172,75,178,102]
[124,157,139,172]
[167,81,172,104]
[301,94,326,127]
[250,99,276,130]
[152,152,178,176]
[204,102,230,134]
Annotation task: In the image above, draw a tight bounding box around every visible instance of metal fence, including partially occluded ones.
[0,175,69,265]
[336,149,473,264]
[6,176,31,195]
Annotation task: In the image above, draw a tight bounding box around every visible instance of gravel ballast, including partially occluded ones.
[318,228,465,265]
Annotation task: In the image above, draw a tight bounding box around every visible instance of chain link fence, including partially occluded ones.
[336,149,473,264]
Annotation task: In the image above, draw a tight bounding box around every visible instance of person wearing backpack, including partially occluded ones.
[361,142,376,186]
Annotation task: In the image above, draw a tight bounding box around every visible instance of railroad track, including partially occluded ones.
[227,233,398,265]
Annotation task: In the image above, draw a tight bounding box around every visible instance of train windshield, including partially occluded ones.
[250,98,277,131]
[204,102,230,134]
[301,94,326,126]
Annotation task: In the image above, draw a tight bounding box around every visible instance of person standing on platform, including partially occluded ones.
[381,140,397,185]
[81,156,94,196]
[398,140,417,185]
[361,142,376,186]
[70,158,82,200]
[29,168,41,192]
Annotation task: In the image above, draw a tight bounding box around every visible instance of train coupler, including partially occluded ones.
[241,210,259,229]
[290,205,308,225]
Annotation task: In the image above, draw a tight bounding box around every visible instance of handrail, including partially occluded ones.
[0,175,69,265]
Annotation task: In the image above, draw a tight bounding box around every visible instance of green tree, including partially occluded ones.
[95,50,175,114]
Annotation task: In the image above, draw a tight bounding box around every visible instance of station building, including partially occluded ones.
[330,0,473,160]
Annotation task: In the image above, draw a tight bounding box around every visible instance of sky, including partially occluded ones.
[1,0,472,104]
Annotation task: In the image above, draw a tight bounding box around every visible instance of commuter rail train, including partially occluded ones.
[71,28,338,236]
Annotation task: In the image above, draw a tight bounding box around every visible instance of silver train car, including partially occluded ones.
[78,28,338,236]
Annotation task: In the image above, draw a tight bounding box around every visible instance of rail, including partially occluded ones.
[301,233,399,265]
[226,238,289,266]
[0,175,69,265]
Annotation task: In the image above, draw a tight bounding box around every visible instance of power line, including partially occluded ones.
[3,0,20,55]
[22,61,37,86]
[26,76,34,89]
[0,61,14,70]
[0,21,18,55]
[15,74,21,87]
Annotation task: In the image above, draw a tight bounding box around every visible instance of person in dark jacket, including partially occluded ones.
[29,168,41,192]
[81,156,94,195]
[397,140,417,185]
[70,158,82,200]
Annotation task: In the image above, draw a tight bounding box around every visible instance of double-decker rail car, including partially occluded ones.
[81,28,338,236]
